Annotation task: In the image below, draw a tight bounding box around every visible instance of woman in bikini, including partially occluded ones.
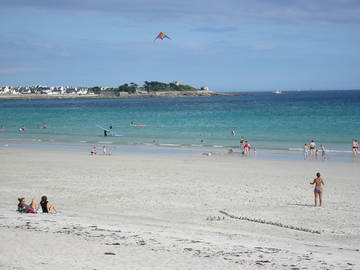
[310,172,325,207]
[40,195,57,213]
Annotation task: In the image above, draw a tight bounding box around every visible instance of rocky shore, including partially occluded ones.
[0,91,234,99]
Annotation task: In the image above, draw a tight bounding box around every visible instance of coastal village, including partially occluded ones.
[0,81,213,98]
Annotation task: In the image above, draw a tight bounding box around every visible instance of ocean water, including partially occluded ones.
[1,90,360,158]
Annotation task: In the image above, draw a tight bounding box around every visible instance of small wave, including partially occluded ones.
[191,144,203,147]
[288,148,303,151]
[80,141,87,143]
[98,141,113,144]
[326,149,352,153]
[213,145,224,148]
[288,147,352,153]
[159,143,181,147]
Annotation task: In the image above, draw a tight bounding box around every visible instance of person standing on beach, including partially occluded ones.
[309,140,316,159]
[310,172,325,207]
[320,144,326,160]
[352,139,359,156]
[240,136,245,155]
[304,144,309,160]
[244,141,251,156]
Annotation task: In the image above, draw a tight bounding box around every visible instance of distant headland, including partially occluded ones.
[0,81,232,99]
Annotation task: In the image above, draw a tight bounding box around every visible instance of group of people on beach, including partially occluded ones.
[17,195,56,214]
[303,139,359,160]
[303,140,326,160]
[90,145,111,156]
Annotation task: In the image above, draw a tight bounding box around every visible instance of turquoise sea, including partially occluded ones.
[1,90,360,160]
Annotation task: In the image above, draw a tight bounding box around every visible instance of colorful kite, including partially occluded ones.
[154,32,171,41]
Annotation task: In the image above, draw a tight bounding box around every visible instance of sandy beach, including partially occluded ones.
[0,146,359,269]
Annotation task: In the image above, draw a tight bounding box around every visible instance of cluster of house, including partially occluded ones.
[0,85,92,96]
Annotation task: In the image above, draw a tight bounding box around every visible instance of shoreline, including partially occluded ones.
[1,138,358,163]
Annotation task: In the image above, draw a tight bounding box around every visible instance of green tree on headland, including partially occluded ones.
[143,81,197,92]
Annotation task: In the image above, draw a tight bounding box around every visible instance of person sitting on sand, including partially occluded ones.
[40,195,56,213]
[310,172,325,207]
[18,197,39,213]
[90,146,97,155]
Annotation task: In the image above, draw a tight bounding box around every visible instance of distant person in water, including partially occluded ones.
[310,172,325,207]
[17,197,38,213]
[231,129,236,136]
[352,139,359,156]
[40,195,56,213]
[19,126,26,132]
[0,125,4,131]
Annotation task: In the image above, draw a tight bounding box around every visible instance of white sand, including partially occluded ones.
[0,146,359,269]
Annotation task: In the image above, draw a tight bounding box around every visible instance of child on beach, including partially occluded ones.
[304,144,309,160]
[310,172,325,207]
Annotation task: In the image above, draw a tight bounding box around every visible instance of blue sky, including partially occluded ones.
[1,0,360,91]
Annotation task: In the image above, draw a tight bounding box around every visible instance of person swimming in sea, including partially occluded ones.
[310,172,325,207]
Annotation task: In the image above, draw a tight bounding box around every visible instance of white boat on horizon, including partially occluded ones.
[272,89,283,95]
